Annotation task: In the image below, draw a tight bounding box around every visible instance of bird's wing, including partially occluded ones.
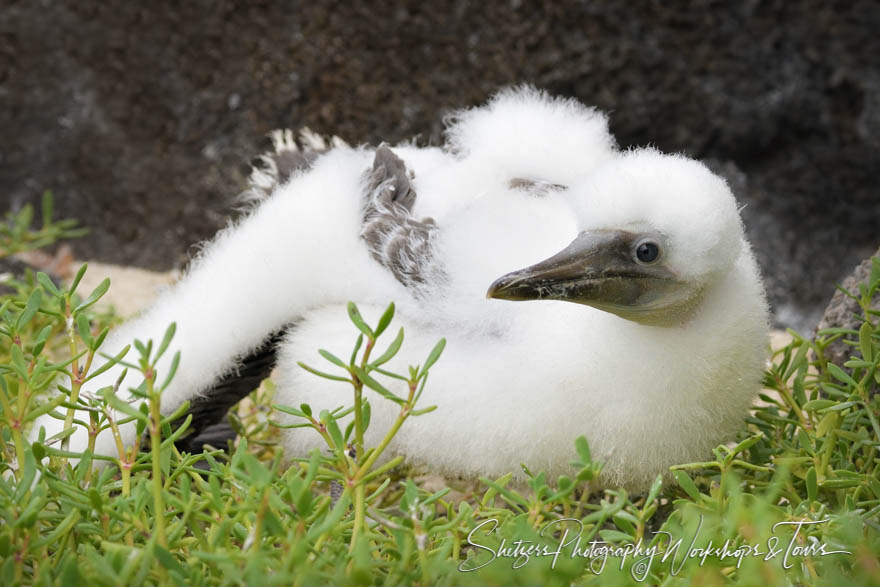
[174,146,444,452]
[171,146,440,453]
[361,145,446,290]
[156,126,333,451]
[173,146,444,452]
[241,128,349,204]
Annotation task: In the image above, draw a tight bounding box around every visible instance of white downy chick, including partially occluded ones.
[32,87,768,491]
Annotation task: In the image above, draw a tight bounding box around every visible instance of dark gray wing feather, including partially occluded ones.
[508,177,567,195]
[361,145,444,289]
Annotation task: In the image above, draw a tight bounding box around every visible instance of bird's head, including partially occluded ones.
[487,149,745,327]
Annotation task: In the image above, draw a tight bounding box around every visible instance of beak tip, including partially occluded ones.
[486,276,518,301]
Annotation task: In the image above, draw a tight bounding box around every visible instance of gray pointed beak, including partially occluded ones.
[486,230,685,320]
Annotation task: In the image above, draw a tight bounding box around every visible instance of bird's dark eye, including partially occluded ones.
[635,240,661,264]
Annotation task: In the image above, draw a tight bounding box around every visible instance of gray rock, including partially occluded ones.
[815,247,880,368]
[1,1,879,331]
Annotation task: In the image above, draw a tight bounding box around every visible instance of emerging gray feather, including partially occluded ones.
[241,128,348,204]
[508,177,567,195]
[361,145,444,289]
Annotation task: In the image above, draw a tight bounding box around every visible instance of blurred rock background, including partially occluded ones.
[1,0,878,332]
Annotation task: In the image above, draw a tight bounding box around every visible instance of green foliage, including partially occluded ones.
[0,219,878,584]
[0,192,88,259]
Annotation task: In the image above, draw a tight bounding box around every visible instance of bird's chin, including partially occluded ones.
[584,278,706,326]
[583,293,705,327]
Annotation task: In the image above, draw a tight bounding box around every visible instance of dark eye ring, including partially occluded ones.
[635,240,661,264]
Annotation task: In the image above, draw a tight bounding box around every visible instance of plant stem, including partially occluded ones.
[354,380,415,482]
[8,351,30,479]
[10,424,27,482]
[0,387,14,462]
[353,383,364,457]
[84,412,98,485]
[354,411,407,482]
[416,529,430,584]
[353,338,375,459]
[349,483,366,553]
[147,373,166,547]
[252,487,270,550]
[61,299,81,455]
[775,373,810,430]
[106,407,135,497]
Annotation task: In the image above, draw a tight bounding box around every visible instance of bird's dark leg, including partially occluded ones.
[165,329,287,455]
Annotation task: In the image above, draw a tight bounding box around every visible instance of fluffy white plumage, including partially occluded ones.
[32,87,768,490]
